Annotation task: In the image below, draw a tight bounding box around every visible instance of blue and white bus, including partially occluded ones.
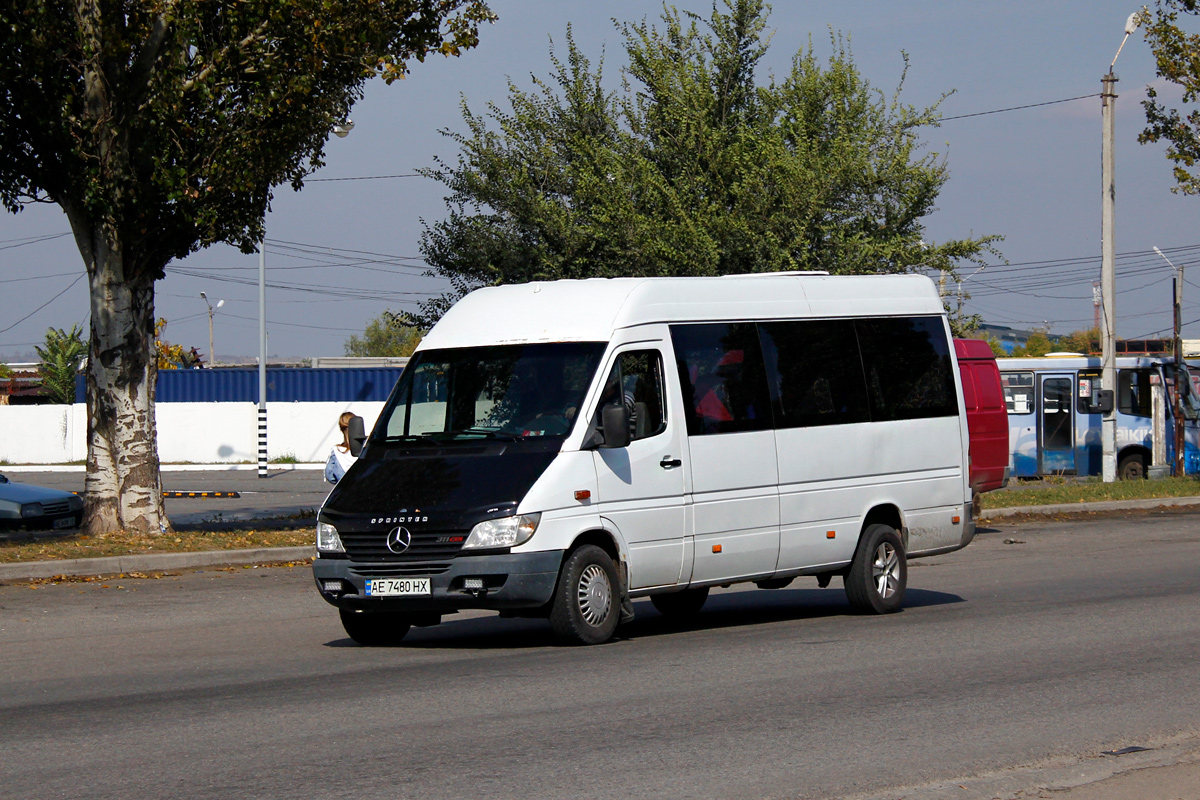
[997,355,1200,480]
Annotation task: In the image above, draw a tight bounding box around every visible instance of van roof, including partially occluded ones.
[420,273,944,350]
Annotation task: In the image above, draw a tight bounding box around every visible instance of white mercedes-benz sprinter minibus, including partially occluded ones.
[314,274,975,645]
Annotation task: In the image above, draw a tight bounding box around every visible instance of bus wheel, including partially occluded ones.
[1118,453,1146,481]
[339,608,412,646]
[549,545,620,645]
[651,587,710,619]
[844,524,906,614]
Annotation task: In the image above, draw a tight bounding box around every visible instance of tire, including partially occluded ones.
[339,608,413,646]
[1118,452,1146,481]
[650,587,709,619]
[844,524,906,614]
[549,545,621,645]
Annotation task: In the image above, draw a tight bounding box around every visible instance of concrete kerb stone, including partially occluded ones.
[981,495,1200,519]
[0,546,314,582]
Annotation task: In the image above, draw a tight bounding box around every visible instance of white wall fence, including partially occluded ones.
[0,402,384,465]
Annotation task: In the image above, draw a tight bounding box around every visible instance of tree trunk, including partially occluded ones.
[75,222,170,536]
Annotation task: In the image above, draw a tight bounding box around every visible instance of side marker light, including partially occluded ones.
[574,490,591,501]
[712,544,722,553]
[952,515,961,524]
[826,530,836,539]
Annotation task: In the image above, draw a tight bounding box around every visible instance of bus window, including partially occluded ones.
[1042,377,1072,450]
[1118,369,1153,418]
[1077,370,1101,414]
[1001,371,1034,415]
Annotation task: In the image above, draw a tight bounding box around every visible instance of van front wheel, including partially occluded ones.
[844,524,906,614]
[339,608,412,646]
[549,545,620,645]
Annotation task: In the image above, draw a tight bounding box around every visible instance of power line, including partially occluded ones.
[0,273,85,333]
[939,93,1102,122]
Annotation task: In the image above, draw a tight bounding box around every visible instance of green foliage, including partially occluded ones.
[1139,1,1200,194]
[1056,327,1100,355]
[0,361,10,380]
[345,312,424,357]
[34,325,87,404]
[983,335,1008,358]
[1010,329,1054,358]
[413,0,1000,326]
[0,1,496,271]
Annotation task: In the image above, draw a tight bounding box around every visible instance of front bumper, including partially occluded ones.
[312,549,564,612]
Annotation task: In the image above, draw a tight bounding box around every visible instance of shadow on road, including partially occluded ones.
[321,586,965,650]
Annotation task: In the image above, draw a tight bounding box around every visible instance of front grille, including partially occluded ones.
[40,501,70,515]
[341,529,467,562]
[350,563,453,577]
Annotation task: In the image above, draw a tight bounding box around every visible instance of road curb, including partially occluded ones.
[0,546,314,581]
[981,495,1200,519]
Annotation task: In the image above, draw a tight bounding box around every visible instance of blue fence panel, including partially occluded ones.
[75,367,404,403]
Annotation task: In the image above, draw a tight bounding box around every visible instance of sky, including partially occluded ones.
[2,0,1197,364]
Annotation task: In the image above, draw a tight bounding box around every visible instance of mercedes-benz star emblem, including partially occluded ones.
[385,526,412,554]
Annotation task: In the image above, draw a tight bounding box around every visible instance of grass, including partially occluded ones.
[981,475,1200,508]
[0,526,312,564]
[268,453,299,464]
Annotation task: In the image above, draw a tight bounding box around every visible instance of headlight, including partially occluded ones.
[20,503,43,518]
[462,513,540,550]
[316,520,345,553]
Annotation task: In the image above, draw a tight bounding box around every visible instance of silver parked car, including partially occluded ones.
[0,473,84,531]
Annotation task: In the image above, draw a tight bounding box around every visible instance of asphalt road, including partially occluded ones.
[5,468,331,526]
[1,511,1198,799]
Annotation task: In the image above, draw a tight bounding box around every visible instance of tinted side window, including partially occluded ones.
[856,317,958,421]
[759,319,870,428]
[671,323,772,435]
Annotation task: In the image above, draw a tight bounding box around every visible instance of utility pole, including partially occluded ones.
[1175,263,1184,476]
[1101,70,1118,483]
[1155,246,1185,476]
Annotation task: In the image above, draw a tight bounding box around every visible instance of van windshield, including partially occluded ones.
[375,342,606,443]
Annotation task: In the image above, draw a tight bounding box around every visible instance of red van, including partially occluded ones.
[955,339,1010,501]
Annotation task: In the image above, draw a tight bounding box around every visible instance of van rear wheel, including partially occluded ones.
[339,608,412,646]
[549,545,620,645]
[651,587,709,619]
[844,524,906,614]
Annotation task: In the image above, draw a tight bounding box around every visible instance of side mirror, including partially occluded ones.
[347,415,367,457]
[600,403,631,449]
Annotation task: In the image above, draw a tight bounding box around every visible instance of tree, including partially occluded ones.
[413,0,999,327]
[35,325,88,405]
[1140,1,1200,193]
[1010,329,1054,358]
[154,319,203,370]
[0,1,494,534]
[345,312,424,357]
[1056,327,1101,355]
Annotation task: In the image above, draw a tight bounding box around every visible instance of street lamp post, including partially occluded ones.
[199,291,224,368]
[256,118,354,478]
[1100,11,1143,483]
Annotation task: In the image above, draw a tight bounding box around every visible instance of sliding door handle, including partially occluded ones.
[660,456,682,469]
